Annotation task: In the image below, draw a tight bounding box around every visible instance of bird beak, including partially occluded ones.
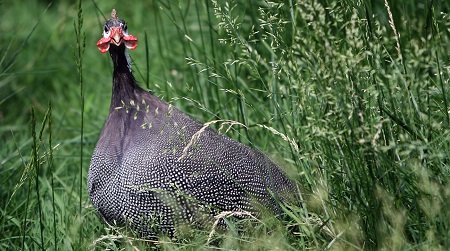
[97,27,138,53]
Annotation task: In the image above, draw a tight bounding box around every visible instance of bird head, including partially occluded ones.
[97,9,138,53]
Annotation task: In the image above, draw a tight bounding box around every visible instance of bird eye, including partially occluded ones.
[103,25,110,38]
[122,24,129,35]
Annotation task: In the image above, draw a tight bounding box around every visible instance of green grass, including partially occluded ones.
[1,0,449,250]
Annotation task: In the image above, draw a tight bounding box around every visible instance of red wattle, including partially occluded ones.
[97,37,111,53]
[124,35,138,50]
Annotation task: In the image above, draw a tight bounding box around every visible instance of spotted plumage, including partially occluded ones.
[88,10,296,237]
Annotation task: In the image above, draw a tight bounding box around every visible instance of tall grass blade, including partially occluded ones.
[205,0,221,118]
[73,0,86,246]
[145,30,150,89]
[47,101,57,250]
[30,107,44,250]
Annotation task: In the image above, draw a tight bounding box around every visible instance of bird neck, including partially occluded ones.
[109,45,143,110]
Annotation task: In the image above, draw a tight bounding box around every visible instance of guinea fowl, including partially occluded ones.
[88,9,296,237]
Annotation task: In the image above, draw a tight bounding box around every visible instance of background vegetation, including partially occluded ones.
[1,0,449,250]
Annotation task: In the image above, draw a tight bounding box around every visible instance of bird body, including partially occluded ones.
[88,10,296,237]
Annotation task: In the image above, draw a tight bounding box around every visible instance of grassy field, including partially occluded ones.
[1,0,449,250]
